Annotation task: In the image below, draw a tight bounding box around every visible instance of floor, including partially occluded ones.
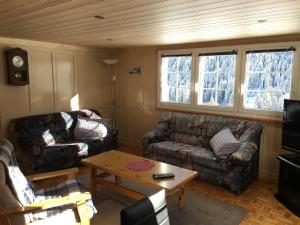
[119,143,300,225]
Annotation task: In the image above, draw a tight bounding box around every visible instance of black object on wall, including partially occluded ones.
[274,154,300,217]
[6,47,29,85]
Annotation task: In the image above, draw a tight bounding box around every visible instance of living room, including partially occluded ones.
[0,1,300,225]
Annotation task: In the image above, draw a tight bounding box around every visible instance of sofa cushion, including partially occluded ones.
[34,179,96,221]
[148,141,229,171]
[74,116,108,140]
[210,127,241,157]
[33,138,110,173]
[170,133,204,146]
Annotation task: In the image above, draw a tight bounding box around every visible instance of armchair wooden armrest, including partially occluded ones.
[0,192,91,216]
[27,167,80,182]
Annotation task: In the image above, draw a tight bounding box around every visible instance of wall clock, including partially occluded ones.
[6,48,29,85]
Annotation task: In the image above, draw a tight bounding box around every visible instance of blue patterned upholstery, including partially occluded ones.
[143,112,263,193]
[10,109,118,175]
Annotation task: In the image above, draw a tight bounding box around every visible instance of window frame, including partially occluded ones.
[238,43,299,117]
[157,42,300,120]
[194,47,242,112]
[157,49,196,109]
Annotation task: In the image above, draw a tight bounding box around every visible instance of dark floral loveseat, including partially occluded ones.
[142,112,263,193]
[10,109,118,175]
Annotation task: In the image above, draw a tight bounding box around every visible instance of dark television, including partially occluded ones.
[282,99,300,154]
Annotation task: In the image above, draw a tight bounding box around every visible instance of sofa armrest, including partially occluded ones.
[0,192,91,216]
[27,167,79,181]
[230,141,258,165]
[142,129,167,150]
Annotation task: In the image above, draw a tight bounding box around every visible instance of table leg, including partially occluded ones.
[178,188,185,209]
[115,175,122,185]
[90,168,97,194]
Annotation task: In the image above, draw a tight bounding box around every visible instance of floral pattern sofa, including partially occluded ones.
[142,112,263,193]
[10,109,118,175]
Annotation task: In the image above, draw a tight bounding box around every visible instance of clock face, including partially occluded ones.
[12,55,24,68]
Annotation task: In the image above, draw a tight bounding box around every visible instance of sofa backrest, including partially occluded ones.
[157,112,263,148]
[10,109,102,148]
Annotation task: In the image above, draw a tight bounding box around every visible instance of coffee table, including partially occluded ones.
[81,150,198,208]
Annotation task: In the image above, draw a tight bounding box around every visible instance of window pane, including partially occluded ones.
[168,87,176,102]
[247,72,266,90]
[217,90,234,106]
[219,55,235,72]
[204,56,217,72]
[178,72,190,87]
[178,56,192,73]
[177,88,190,103]
[248,53,268,72]
[202,89,216,104]
[271,52,293,73]
[167,57,177,72]
[218,72,234,89]
[203,73,217,88]
[160,55,192,104]
[244,91,266,109]
[167,73,176,87]
[244,51,294,111]
[198,54,237,107]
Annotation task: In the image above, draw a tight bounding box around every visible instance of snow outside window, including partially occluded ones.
[198,53,237,107]
[244,50,294,111]
[160,54,192,104]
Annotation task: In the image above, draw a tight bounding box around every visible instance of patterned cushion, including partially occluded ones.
[239,127,256,143]
[148,141,229,171]
[210,127,241,157]
[74,116,108,140]
[171,133,204,146]
[34,179,96,221]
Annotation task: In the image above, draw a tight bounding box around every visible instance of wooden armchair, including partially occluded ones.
[0,139,96,225]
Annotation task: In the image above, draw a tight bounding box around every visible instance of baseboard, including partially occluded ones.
[118,138,143,150]
[119,138,140,145]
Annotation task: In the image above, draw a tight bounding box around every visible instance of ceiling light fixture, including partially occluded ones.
[257,19,267,23]
[94,15,105,19]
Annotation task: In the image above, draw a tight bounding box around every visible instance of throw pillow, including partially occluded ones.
[239,127,256,143]
[210,127,241,157]
[74,116,108,140]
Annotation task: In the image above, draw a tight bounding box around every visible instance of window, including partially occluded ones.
[158,44,298,118]
[244,48,295,111]
[160,54,192,104]
[198,51,237,107]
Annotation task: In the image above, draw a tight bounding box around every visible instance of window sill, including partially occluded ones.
[157,104,282,124]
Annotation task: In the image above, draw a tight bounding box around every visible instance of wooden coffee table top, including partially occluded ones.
[81,150,198,191]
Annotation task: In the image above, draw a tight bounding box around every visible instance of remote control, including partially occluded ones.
[153,173,175,179]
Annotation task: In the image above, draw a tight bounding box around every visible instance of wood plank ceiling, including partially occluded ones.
[0,0,299,47]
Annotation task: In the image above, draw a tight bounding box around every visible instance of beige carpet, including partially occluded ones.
[92,200,124,225]
[91,189,246,225]
[89,177,246,225]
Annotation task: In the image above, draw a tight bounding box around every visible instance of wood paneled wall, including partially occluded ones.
[0,38,112,137]
[114,46,293,181]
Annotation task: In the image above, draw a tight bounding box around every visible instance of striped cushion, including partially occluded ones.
[34,179,96,221]
[210,127,241,157]
[0,139,35,205]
